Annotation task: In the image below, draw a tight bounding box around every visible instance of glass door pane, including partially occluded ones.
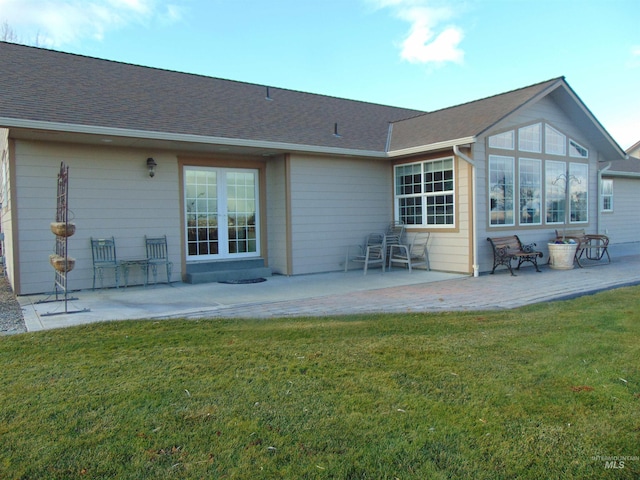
[185,167,259,260]
[186,169,219,258]
[226,171,257,255]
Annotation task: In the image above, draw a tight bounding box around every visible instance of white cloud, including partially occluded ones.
[398,6,463,64]
[627,45,640,69]
[370,0,465,65]
[0,0,184,47]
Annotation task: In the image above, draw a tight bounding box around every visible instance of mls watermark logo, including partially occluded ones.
[592,455,638,470]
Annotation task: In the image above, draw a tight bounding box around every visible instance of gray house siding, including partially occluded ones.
[600,175,640,245]
[265,156,289,275]
[288,154,392,275]
[11,141,182,295]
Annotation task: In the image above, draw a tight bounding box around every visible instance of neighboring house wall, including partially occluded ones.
[13,141,182,295]
[474,95,603,273]
[600,175,640,245]
[0,129,15,286]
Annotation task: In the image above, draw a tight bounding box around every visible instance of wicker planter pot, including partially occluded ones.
[548,243,577,270]
[50,222,76,237]
[49,254,75,273]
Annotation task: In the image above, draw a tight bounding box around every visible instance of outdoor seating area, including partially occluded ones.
[554,229,610,267]
[90,235,172,289]
[487,235,543,276]
[345,223,430,275]
[389,233,430,272]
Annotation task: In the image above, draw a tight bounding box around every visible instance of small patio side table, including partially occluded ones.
[119,259,149,287]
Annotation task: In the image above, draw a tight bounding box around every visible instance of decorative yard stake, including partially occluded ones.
[39,162,89,315]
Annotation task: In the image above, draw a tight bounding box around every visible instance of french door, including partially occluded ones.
[185,167,259,260]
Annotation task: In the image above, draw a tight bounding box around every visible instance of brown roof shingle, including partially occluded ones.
[0,42,624,160]
[388,78,563,151]
[0,41,423,152]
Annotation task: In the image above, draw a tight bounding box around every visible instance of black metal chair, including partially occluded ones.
[145,235,173,284]
[90,237,119,289]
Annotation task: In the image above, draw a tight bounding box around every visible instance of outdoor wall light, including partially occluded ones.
[146,157,157,177]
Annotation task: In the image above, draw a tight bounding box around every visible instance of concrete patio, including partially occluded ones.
[19,244,640,332]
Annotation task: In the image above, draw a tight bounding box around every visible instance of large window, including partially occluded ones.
[570,163,588,222]
[545,161,566,224]
[519,158,541,224]
[489,155,514,226]
[488,122,590,228]
[395,157,454,226]
[518,123,541,153]
[545,125,566,156]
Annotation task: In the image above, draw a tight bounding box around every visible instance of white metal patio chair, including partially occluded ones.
[389,233,430,272]
[345,233,386,275]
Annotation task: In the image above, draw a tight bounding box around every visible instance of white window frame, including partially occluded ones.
[601,178,613,212]
[545,124,566,156]
[488,130,515,150]
[569,162,588,223]
[184,166,260,261]
[519,158,542,225]
[518,123,542,153]
[545,160,566,225]
[569,139,589,158]
[488,121,593,229]
[394,157,455,227]
[489,155,515,226]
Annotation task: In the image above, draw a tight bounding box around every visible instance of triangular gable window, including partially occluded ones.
[488,131,514,150]
[569,139,588,158]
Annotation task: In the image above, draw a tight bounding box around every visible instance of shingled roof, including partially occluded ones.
[388,78,563,152]
[0,41,422,153]
[0,42,626,160]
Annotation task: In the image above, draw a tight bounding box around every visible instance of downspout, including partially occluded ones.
[453,145,479,277]
[597,162,611,235]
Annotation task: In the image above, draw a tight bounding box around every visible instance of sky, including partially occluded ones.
[1,0,639,150]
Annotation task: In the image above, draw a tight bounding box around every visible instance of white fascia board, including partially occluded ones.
[387,137,476,158]
[558,85,627,159]
[0,118,388,158]
[603,170,640,178]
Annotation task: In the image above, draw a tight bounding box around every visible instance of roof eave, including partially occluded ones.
[603,170,640,178]
[556,82,627,160]
[387,137,476,158]
[1,118,388,159]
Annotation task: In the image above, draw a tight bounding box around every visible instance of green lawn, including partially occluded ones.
[1,286,639,479]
